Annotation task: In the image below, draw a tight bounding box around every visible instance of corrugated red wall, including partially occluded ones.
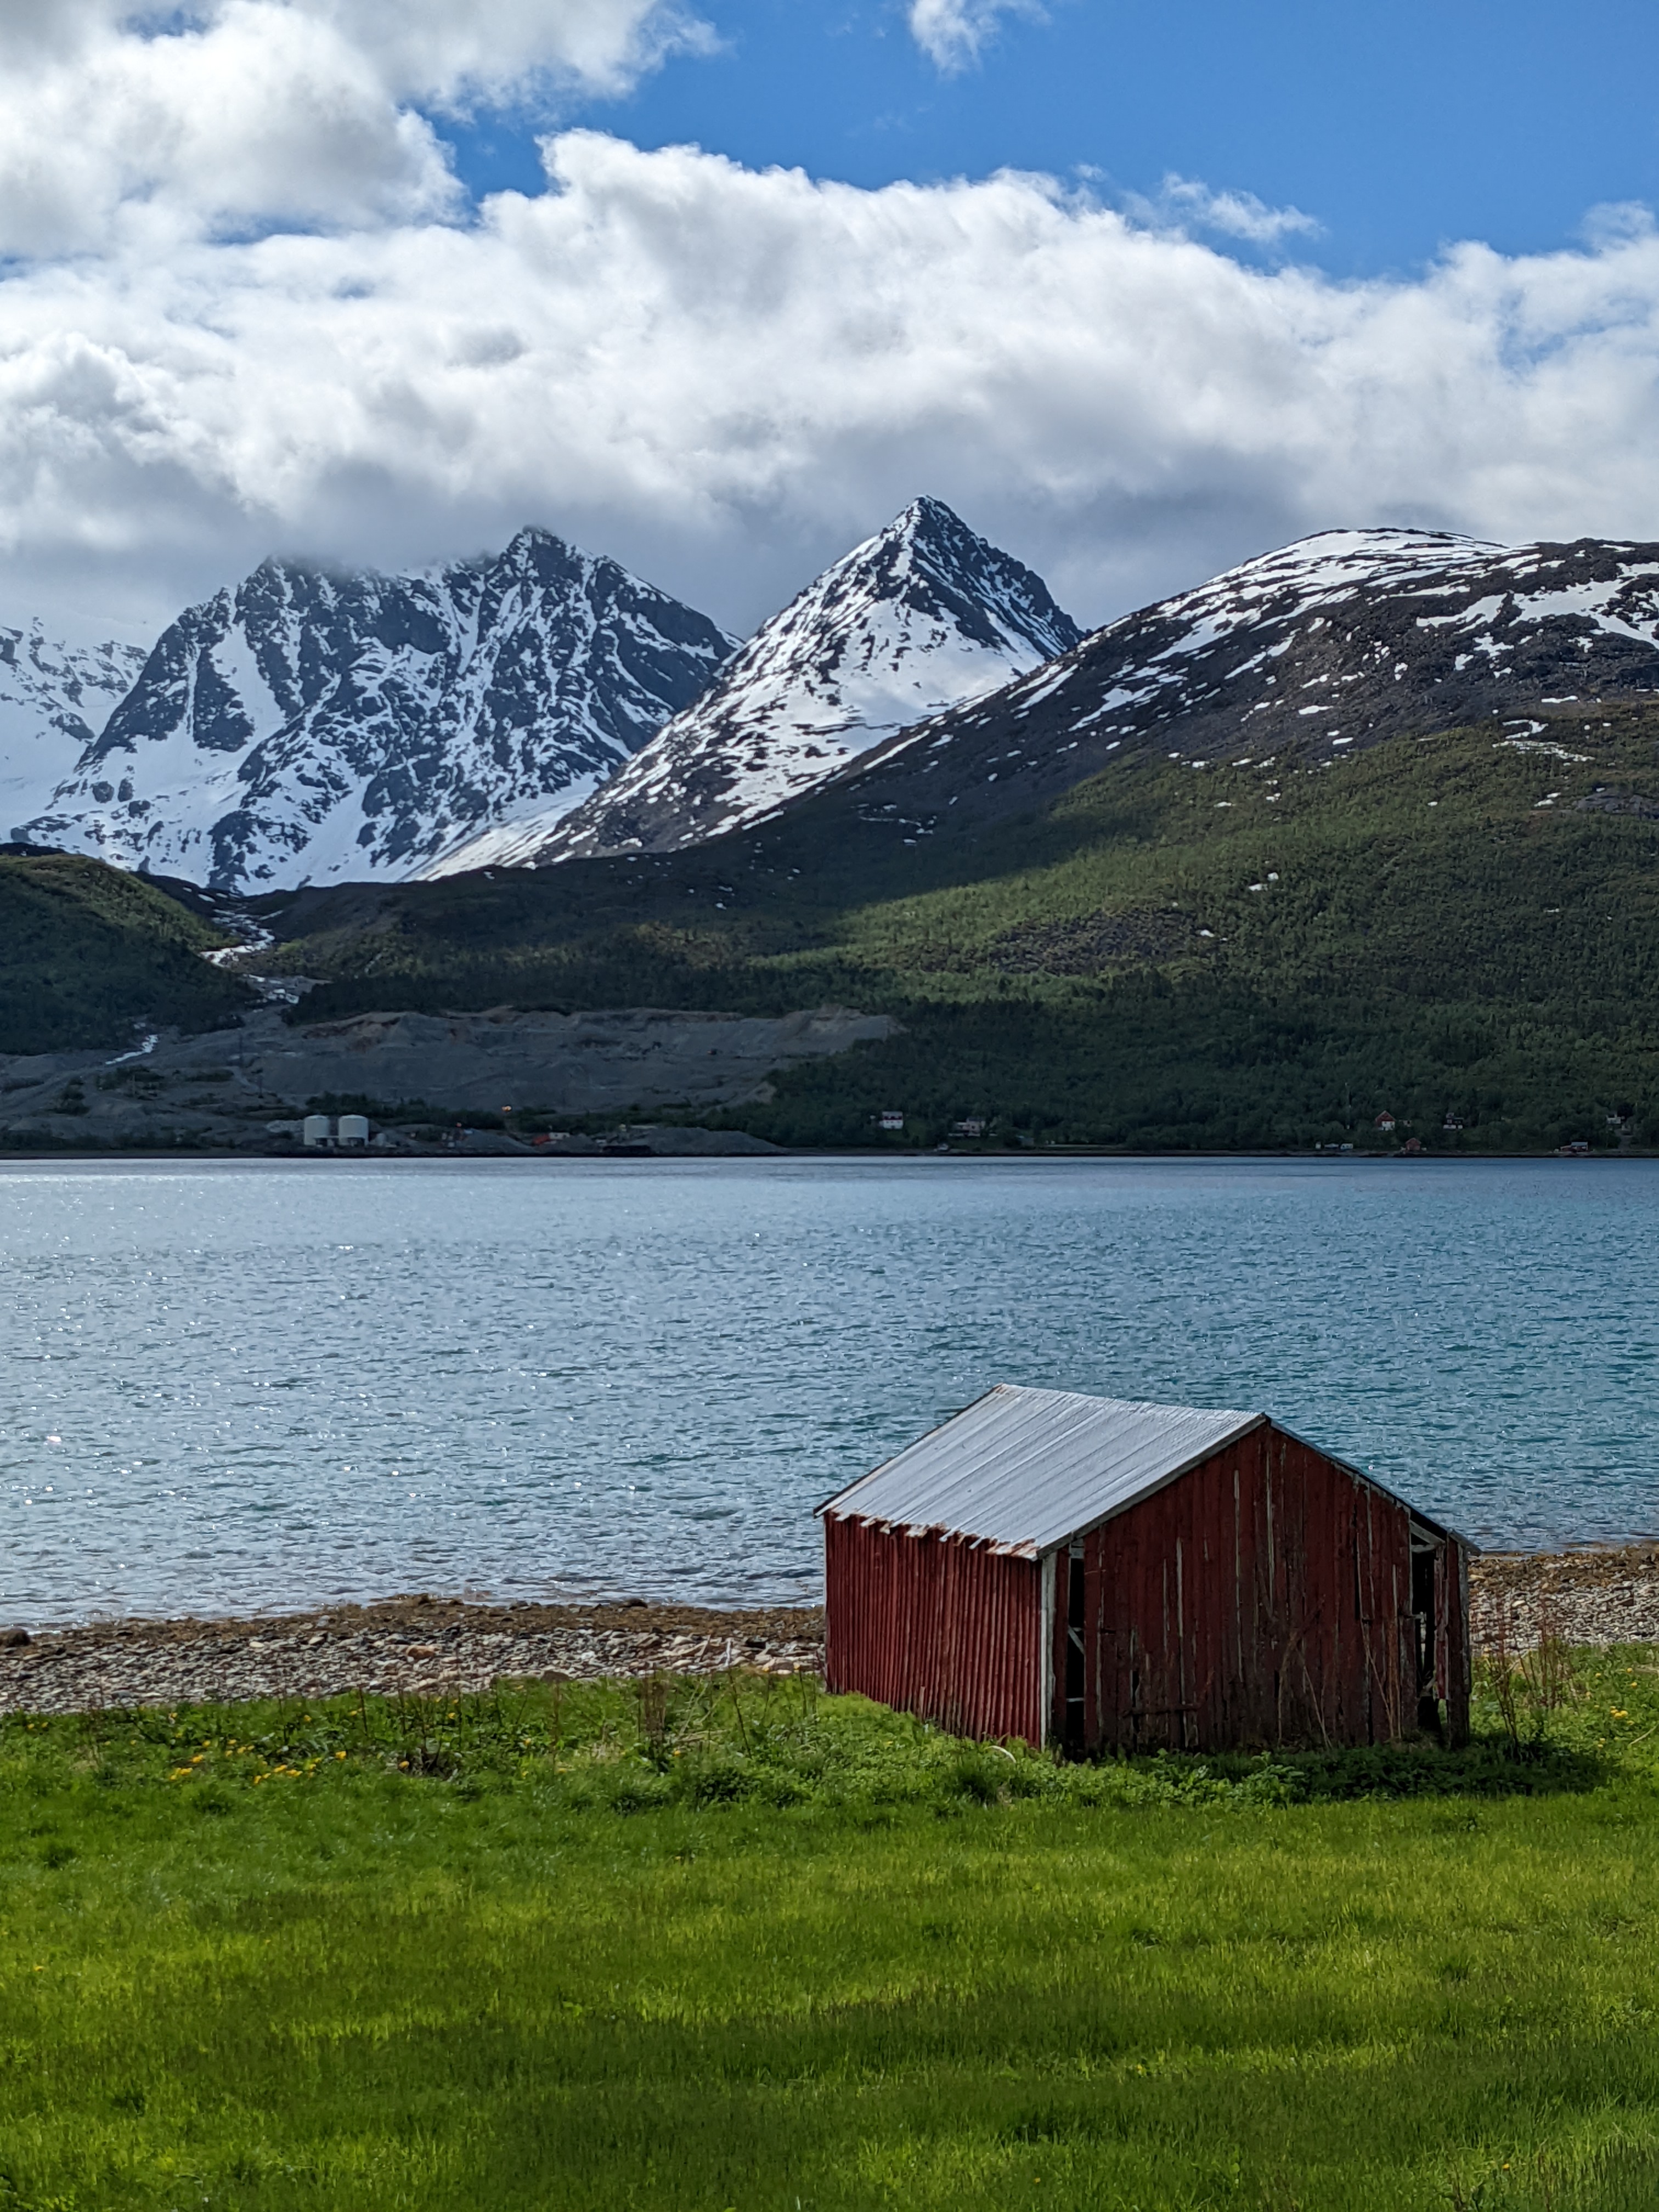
[822,1514,1042,1742]
[1051,1425,1470,1753]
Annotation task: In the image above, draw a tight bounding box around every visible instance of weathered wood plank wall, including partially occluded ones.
[823,1516,1042,1743]
[1050,1426,1470,1753]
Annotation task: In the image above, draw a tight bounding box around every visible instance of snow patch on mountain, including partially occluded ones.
[430,496,1082,871]
[881,527,1511,761]
[1,625,149,839]
[822,527,1659,847]
[20,530,737,892]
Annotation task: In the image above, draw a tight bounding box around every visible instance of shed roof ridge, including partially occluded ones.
[817,1383,1268,1552]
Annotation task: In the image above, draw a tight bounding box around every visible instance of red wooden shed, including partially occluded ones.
[818,1386,1472,1753]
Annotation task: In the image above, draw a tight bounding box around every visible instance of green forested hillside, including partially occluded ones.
[256,709,1659,1150]
[0,853,253,1053]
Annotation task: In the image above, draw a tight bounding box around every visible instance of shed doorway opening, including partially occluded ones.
[1412,1534,1439,1735]
[1064,1543,1087,1755]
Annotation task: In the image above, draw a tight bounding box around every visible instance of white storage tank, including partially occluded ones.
[302,1114,332,1148]
[336,1114,370,1148]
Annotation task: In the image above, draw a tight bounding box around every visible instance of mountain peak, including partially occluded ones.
[431,503,1081,871]
[499,522,584,566]
[889,493,960,539]
[19,536,738,891]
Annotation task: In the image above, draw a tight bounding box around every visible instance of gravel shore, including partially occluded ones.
[1470,1544,1659,1649]
[0,1596,823,1718]
[2,1548,1656,1717]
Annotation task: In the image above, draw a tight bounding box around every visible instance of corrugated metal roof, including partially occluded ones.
[817,1386,1265,1557]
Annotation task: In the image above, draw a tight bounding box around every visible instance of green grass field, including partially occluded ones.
[4,1651,1659,2211]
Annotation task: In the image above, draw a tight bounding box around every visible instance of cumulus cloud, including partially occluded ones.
[907,0,1044,73]
[7,129,1659,642]
[0,1,706,253]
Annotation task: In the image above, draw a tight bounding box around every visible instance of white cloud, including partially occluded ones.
[0,2,704,253]
[907,0,1043,73]
[7,131,1659,644]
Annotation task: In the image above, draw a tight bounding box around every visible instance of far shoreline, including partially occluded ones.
[2,1146,1655,1165]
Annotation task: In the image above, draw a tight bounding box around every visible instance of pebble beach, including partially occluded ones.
[1,1547,1656,1717]
[0,1595,824,1717]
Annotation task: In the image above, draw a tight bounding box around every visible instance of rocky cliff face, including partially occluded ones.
[19,529,737,892]
[428,496,1082,871]
[1,624,148,840]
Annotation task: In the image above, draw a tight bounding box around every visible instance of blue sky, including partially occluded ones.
[455,1,1659,276]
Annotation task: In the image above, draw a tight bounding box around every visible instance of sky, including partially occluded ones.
[7,1,1659,645]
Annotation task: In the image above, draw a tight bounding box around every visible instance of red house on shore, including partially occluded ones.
[819,1386,1472,1753]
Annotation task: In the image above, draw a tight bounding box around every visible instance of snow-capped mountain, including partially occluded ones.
[808,527,1659,844]
[428,497,1082,871]
[1,624,149,839]
[20,530,737,892]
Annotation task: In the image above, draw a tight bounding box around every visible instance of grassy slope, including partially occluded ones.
[267,710,1659,1148]
[0,855,253,1055]
[3,1660,1659,2211]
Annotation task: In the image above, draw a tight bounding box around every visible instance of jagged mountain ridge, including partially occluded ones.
[1,625,149,837]
[428,496,1083,872]
[20,530,737,893]
[791,527,1659,847]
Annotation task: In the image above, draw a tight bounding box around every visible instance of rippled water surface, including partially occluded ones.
[2,1156,1656,1622]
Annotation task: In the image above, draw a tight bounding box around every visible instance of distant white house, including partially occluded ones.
[1375,1111,1397,1132]
[878,1110,905,1132]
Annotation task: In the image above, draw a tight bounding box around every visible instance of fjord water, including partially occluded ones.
[1,1156,1655,1623]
